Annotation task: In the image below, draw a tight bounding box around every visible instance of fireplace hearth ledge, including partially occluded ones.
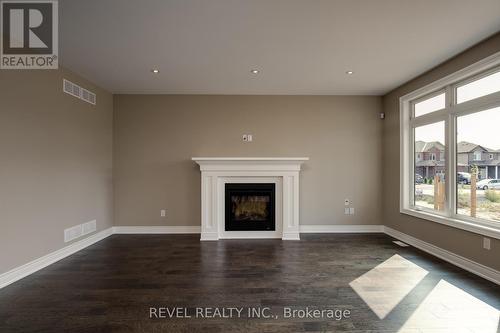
[192,157,309,241]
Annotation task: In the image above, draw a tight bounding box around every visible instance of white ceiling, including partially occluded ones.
[60,0,500,95]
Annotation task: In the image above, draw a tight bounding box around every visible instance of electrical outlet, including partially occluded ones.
[161,209,166,217]
[483,237,491,250]
[247,134,253,142]
[344,199,350,206]
[242,134,248,142]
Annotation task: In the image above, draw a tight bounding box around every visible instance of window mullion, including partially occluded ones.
[410,112,447,127]
[445,86,453,218]
[447,115,456,218]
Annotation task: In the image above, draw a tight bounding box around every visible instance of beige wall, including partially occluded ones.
[0,68,113,273]
[382,33,500,270]
[4,34,499,276]
[113,95,382,228]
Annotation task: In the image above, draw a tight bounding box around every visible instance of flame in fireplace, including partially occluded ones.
[231,195,269,221]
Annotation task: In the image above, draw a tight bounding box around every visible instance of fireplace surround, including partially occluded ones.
[192,157,308,240]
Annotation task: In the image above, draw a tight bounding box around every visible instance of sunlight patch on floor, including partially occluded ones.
[349,254,429,319]
[398,279,499,333]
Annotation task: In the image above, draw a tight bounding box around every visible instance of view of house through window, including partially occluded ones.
[457,106,500,222]
[414,121,445,212]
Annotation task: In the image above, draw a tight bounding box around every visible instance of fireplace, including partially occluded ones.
[225,183,275,231]
[193,157,308,240]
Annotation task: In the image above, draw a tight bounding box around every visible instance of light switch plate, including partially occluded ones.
[161,209,166,217]
[344,207,350,215]
[349,207,355,215]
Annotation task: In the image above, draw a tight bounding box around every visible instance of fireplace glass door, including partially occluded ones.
[225,183,275,231]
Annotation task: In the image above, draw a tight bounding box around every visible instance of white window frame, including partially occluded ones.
[400,51,500,240]
[489,154,494,160]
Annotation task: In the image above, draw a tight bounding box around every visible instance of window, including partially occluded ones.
[414,122,445,213]
[457,107,500,222]
[456,69,500,104]
[414,92,446,117]
[400,54,500,238]
[473,151,482,161]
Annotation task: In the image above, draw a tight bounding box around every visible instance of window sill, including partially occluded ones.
[401,208,500,240]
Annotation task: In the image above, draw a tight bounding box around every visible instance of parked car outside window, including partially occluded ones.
[476,179,500,190]
[457,172,471,185]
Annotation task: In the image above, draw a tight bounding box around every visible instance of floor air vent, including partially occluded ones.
[63,79,96,105]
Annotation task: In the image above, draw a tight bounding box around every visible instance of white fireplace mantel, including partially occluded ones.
[192,157,309,241]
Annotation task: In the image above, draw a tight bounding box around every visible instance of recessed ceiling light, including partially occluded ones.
[346,71,354,75]
[151,69,160,74]
[251,69,259,74]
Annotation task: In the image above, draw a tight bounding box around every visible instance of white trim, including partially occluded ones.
[0,227,113,289]
[192,157,308,172]
[300,225,384,233]
[192,157,309,161]
[400,208,500,240]
[200,232,218,241]
[282,232,301,240]
[114,225,387,235]
[112,226,201,234]
[384,226,500,286]
[219,231,285,239]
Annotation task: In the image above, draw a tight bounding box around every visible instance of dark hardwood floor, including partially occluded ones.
[0,234,498,332]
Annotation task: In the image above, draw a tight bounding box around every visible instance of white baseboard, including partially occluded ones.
[0,227,113,289]
[113,226,201,234]
[384,226,500,285]
[2,224,498,289]
[300,224,384,233]
[200,232,218,241]
[114,225,385,235]
[282,232,301,240]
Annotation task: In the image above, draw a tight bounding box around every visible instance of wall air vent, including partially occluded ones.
[64,220,97,243]
[63,79,97,105]
[64,224,83,243]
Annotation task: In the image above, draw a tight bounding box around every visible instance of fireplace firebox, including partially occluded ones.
[225,183,276,231]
